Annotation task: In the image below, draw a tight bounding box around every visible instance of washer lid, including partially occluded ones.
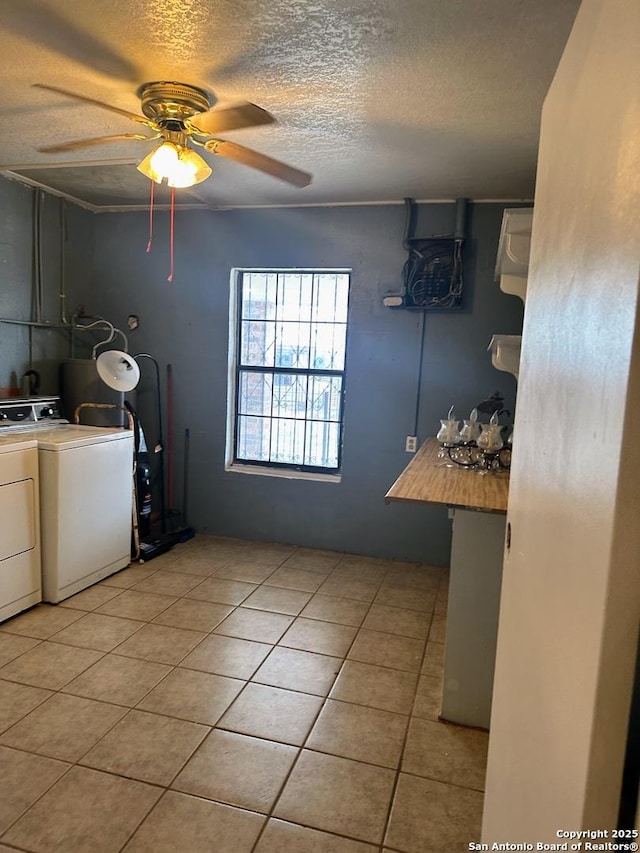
[35,425,133,450]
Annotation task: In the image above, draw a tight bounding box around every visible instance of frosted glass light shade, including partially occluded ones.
[137,142,212,188]
[150,142,179,173]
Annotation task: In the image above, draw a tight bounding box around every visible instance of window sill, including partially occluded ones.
[226,462,342,484]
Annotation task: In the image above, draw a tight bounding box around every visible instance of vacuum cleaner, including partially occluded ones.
[95,347,194,561]
[124,388,193,562]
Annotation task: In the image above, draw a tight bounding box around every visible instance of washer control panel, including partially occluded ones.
[0,397,67,430]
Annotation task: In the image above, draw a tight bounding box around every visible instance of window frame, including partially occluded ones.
[228,268,351,478]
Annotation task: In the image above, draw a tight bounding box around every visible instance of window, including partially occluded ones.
[231,269,350,475]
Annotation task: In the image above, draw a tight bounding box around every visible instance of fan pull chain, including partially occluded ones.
[144,180,176,281]
[167,187,175,282]
[146,180,154,253]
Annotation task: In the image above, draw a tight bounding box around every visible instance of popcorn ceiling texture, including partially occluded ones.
[0,0,579,208]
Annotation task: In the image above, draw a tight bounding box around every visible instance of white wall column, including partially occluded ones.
[482,0,640,840]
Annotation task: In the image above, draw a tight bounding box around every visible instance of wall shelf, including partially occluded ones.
[494,207,533,305]
[488,334,522,381]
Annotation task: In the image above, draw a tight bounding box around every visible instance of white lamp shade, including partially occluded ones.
[96,350,140,392]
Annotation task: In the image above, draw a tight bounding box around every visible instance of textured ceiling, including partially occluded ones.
[0,0,580,210]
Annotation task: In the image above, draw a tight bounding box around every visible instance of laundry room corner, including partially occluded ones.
[0,177,98,397]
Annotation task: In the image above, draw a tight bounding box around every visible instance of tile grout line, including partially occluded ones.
[0,540,450,852]
[244,558,384,853]
[0,556,240,845]
[378,586,439,852]
[0,631,200,844]
[247,554,402,853]
[0,544,296,852]
[400,766,487,795]
[135,547,298,850]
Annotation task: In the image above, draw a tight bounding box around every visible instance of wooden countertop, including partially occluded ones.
[385,438,509,514]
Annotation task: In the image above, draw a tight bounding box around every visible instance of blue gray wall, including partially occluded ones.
[80,201,523,564]
[0,177,94,393]
[0,180,523,562]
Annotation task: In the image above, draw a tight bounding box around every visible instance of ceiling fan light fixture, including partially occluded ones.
[168,147,211,188]
[150,140,179,173]
[137,141,211,188]
[137,146,169,184]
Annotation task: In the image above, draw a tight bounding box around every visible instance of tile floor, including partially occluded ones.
[0,536,488,853]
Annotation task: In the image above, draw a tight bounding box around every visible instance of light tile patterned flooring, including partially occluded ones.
[0,536,488,853]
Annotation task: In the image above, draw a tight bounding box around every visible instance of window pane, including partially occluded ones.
[307,376,342,422]
[312,273,349,324]
[270,418,306,465]
[276,273,312,323]
[242,273,277,320]
[304,421,340,468]
[241,320,275,367]
[275,320,310,369]
[310,321,347,370]
[272,374,308,420]
[334,275,350,322]
[237,415,271,461]
[238,372,272,416]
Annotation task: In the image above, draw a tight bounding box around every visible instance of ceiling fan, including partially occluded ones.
[33,81,312,189]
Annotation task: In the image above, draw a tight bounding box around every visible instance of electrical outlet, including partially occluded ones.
[405,435,418,453]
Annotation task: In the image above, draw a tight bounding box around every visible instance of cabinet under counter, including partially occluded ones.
[386,438,509,729]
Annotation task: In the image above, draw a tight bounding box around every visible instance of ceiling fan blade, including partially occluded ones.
[37,133,158,154]
[1,0,139,83]
[203,139,312,188]
[33,84,155,128]
[188,103,275,136]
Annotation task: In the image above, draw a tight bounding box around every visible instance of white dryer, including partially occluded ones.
[37,425,133,602]
[0,433,41,622]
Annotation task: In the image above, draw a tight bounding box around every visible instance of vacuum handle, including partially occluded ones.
[123,401,141,455]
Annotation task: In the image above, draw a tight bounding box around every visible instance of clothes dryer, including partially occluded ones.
[0,433,41,621]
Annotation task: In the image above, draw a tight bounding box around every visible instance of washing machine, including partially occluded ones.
[0,432,41,622]
[0,397,134,604]
[37,424,134,602]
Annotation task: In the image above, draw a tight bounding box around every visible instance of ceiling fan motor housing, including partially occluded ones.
[137,82,214,124]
